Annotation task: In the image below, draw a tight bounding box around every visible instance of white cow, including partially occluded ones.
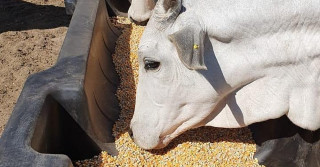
[130,0,320,150]
[128,0,156,25]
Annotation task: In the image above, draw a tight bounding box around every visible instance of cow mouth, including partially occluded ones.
[150,128,191,150]
[157,122,185,148]
[147,135,174,150]
[157,123,197,149]
[156,118,206,149]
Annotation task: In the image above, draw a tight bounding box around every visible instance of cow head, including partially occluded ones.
[130,0,217,150]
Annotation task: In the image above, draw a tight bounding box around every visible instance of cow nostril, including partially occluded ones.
[128,128,134,140]
[129,16,134,23]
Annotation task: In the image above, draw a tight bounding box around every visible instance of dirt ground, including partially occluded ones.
[0,0,71,136]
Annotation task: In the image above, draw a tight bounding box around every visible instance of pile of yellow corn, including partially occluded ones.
[75,17,263,167]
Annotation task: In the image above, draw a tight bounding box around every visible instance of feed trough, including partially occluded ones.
[0,0,319,166]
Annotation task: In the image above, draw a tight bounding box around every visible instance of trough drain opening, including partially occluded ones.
[30,95,101,161]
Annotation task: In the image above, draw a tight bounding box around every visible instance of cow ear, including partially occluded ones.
[168,26,207,70]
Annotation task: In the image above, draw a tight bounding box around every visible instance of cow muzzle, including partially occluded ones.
[130,121,164,150]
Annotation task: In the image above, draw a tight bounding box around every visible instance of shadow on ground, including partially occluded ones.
[0,0,71,33]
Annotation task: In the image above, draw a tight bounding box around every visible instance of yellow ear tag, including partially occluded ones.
[193,44,199,50]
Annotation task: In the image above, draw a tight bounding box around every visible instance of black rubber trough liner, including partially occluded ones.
[0,0,319,166]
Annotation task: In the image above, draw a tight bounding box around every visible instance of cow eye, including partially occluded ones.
[144,59,160,70]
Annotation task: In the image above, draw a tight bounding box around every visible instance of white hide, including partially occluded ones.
[128,0,156,23]
[130,0,320,150]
